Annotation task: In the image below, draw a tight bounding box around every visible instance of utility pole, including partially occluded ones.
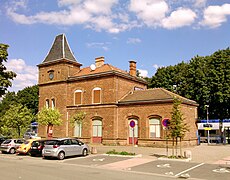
[205,105,210,144]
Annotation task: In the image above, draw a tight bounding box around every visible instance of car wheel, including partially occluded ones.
[82,149,88,156]
[9,148,16,154]
[58,151,65,160]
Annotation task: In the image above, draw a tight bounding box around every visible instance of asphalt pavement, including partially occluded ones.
[90,143,230,165]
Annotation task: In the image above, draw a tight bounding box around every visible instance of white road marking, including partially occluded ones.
[175,163,204,177]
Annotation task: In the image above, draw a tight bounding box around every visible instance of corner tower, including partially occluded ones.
[37,34,81,137]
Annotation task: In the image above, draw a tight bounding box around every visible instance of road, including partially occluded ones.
[0,153,230,180]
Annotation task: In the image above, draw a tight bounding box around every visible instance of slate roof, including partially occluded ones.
[41,34,77,64]
[119,88,198,106]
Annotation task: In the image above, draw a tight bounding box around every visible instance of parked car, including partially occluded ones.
[0,135,11,145]
[0,139,24,154]
[30,139,47,156]
[42,138,90,160]
[23,132,37,139]
[17,138,40,154]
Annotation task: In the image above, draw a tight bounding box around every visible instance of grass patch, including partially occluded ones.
[106,149,135,156]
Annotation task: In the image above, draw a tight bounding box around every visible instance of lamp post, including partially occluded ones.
[205,105,210,144]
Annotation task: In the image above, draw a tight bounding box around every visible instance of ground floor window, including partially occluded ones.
[74,122,82,137]
[149,118,161,138]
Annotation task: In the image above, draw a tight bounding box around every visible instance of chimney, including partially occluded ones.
[129,60,136,76]
[95,56,105,68]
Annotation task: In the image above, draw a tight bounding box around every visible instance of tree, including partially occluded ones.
[149,48,230,120]
[0,44,17,97]
[37,107,62,126]
[169,97,189,157]
[17,85,39,115]
[70,111,86,126]
[1,103,33,137]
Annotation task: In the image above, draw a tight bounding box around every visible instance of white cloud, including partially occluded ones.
[129,0,169,27]
[4,0,230,32]
[138,69,148,77]
[86,42,110,51]
[4,59,38,92]
[200,4,230,28]
[153,64,164,70]
[162,8,197,29]
[127,38,141,44]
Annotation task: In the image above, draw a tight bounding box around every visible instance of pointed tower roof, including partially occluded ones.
[41,34,77,64]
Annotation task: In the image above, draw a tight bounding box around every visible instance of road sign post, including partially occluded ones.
[162,118,170,157]
[129,120,136,152]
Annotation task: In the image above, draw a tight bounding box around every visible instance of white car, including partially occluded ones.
[23,132,37,139]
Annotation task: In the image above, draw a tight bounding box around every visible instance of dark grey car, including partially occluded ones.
[42,138,90,160]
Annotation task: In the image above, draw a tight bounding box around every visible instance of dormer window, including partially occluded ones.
[75,90,82,105]
[93,87,101,104]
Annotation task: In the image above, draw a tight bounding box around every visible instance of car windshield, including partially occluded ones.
[2,139,11,144]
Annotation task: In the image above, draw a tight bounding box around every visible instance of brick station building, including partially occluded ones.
[38,34,199,147]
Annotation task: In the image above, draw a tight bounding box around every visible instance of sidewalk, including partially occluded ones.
[90,143,230,165]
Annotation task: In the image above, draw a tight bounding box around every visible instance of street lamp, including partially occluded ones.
[205,105,210,144]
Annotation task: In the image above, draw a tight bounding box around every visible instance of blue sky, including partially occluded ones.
[1,0,230,92]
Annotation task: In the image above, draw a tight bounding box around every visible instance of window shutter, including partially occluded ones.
[93,90,101,103]
[75,92,82,105]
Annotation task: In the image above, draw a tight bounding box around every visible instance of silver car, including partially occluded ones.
[42,138,90,160]
[0,139,24,154]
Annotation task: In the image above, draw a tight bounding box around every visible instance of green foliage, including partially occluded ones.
[169,97,189,139]
[106,149,135,156]
[1,103,33,137]
[70,111,86,126]
[37,107,62,126]
[0,44,17,97]
[17,85,39,115]
[149,48,230,119]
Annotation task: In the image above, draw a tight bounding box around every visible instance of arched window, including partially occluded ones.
[92,87,101,104]
[74,90,83,105]
[51,98,55,109]
[149,118,161,138]
[92,119,102,143]
[45,99,49,108]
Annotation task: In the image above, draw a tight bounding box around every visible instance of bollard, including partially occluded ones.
[91,147,97,154]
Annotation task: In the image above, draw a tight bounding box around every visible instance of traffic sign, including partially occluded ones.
[162,118,170,127]
[129,120,135,128]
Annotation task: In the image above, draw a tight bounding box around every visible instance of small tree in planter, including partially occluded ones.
[37,107,62,137]
[169,97,189,157]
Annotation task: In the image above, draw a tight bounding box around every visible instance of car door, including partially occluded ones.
[70,139,81,155]
[62,139,72,156]
[15,139,24,149]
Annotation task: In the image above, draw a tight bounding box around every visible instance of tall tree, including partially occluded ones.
[149,48,230,120]
[17,85,39,115]
[2,103,33,137]
[0,44,17,97]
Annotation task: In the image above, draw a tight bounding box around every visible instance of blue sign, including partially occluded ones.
[162,118,170,127]
[129,120,135,128]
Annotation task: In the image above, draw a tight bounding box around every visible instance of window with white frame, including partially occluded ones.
[74,90,82,105]
[149,118,161,138]
[51,98,55,109]
[46,99,49,108]
[74,122,82,137]
[92,87,101,104]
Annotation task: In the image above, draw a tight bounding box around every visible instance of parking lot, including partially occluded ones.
[1,144,230,180]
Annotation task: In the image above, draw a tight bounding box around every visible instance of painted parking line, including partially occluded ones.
[174,163,204,177]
